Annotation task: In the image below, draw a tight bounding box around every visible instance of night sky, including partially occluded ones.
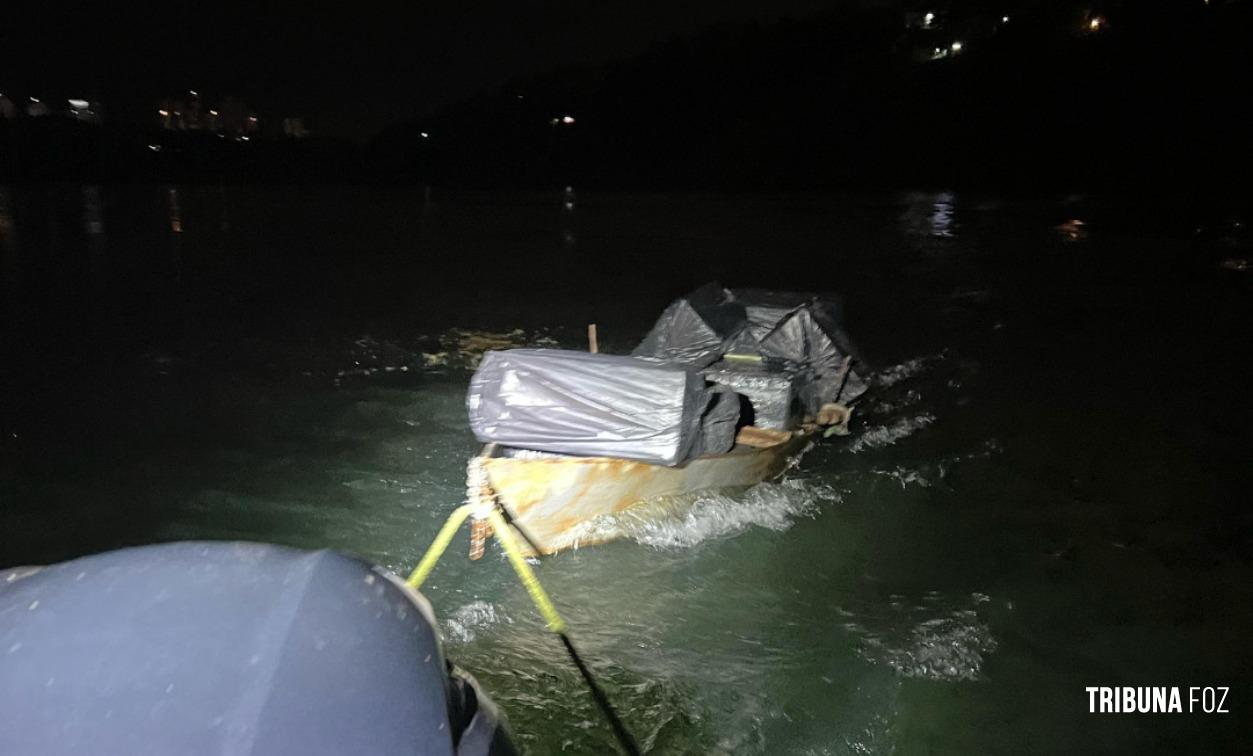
[3,0,860,140]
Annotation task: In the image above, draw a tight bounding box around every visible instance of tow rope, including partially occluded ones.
[406,492,641,755]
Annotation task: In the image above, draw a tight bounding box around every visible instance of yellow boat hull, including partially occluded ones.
[480,430,817,554]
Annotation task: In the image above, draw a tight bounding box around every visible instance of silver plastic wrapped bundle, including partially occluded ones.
[468,349,709,466]
[702,364,800,430]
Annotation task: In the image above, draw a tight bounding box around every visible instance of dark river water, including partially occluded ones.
[1,184,1250,754]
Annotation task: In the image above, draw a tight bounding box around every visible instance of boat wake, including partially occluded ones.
[848,412,937,453]
[869,352,949,388]
[568,479,841,550]
[442,600,512,644]
[840,592,997,682]
[867,438,1003,489]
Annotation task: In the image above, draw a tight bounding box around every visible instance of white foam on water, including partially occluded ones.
[867,438,1003,488]
[848,413,936,453]
[871,465,937,488]
[868,388,923,414]
[871,353,947,387]
[572,479,840,550]
[845,592,997,682]
[443,600,510,643]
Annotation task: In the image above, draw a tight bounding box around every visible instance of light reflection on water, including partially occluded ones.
[0,185,1249,754]
[900,190,958,239]
[0,187,15,318]
[166,186,183,234]
[82,185,105,236]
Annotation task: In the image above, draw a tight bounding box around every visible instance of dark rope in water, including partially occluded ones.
[558,632,642,756]
[492,495,641,754]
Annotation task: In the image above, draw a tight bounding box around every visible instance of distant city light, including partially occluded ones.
[158,109,169,116]
[561,115,575,124]
[208,109,218,116]
[189,90,198,97]
[29,97,40,103]
[67,99,89,110]
[923,12,935,27]
[951,41,963,52]
[1002,15,1010,24]
[247,115,257,122]
[147,144,162,152]
[239,135,250,141]
[419,131,429,138]
[1089,16,1105,31]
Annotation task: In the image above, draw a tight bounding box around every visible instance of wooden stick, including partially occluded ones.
[587,323,599,353]
[833,354,853,400]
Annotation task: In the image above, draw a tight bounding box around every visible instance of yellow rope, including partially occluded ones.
[406,498,633,753]
[406,503,566,633]
[405,504,475,590]
[486,508,567,633]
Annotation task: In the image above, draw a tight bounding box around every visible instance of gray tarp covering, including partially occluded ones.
[798,368,869,416]
[635,285,867,422]
[632,283,746,369]
[727,288,856,369]
[468,349,708,466]
[0,542,514,756]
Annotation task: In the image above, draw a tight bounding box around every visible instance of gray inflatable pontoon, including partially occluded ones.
[0,542,516,756]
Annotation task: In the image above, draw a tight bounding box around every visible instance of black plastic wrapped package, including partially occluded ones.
[468,349,709,466]
[797,367,869,414]
[633,283,746,368]
[691,386,743,457]
[727,288,866,409]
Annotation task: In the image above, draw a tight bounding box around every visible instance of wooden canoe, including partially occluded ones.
[479,426,819,554]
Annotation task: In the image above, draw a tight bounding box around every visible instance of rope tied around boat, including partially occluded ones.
[406,470,640,755]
